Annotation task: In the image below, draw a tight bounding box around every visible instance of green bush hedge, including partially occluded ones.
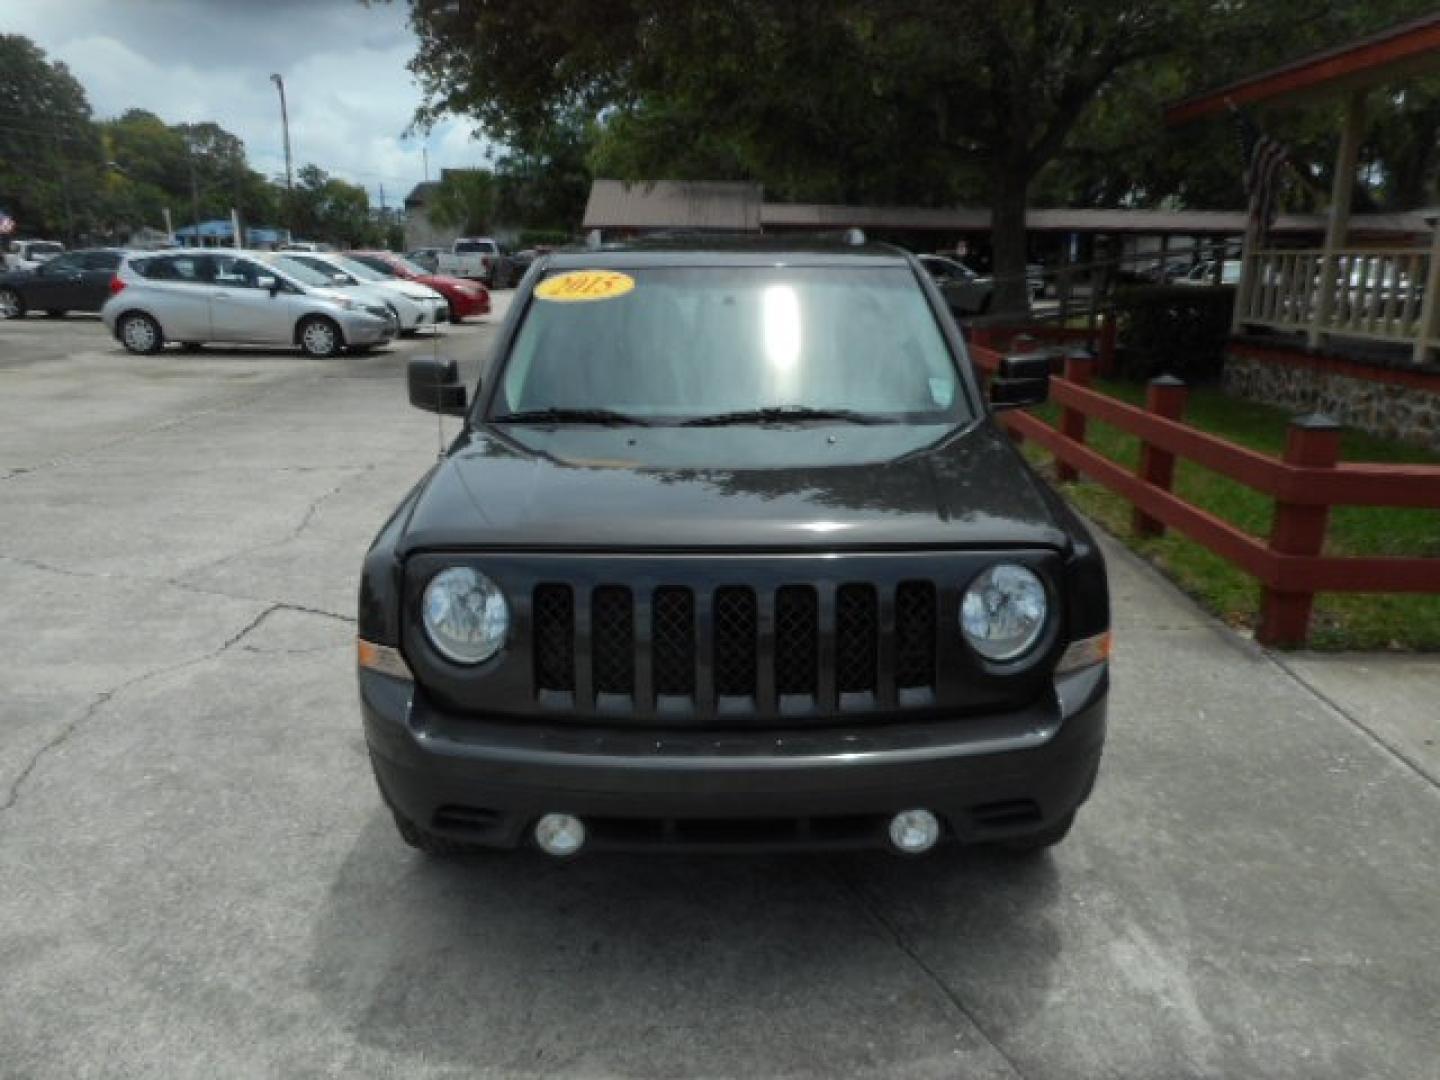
[516,229,573,248]
[1113,285,1236,382]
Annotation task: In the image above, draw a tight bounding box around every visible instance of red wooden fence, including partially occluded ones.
[968,341,1440,646]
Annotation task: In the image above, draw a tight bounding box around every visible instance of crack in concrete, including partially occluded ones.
[0,601,348,817]
[825,865,1030,1080]
[1266,651,1440,792]
[0,552,356,625]
[0,379,304,485]
[174,462,377,583]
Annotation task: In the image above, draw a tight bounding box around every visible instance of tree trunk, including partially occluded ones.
[990,167,1031,317]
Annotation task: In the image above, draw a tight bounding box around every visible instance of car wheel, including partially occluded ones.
[392,808,485,856]
[997,811,1075,854]
[118,312,163,355]
[297,315,342,358]
[45,309,67,318]
[0,288,24,319]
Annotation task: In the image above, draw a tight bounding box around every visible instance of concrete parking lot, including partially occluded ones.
[2,305,1438,1079]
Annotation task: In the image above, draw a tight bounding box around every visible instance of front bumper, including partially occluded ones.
[446,290,489,319]
[361,663,1108,853]
[339,311,397,345]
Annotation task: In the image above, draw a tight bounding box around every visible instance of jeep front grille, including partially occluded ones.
[532,580,936,713]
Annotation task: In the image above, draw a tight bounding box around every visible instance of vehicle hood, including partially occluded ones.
[308,286,357,306]
[385,280,443,301]
[422,273,482,292]
[397,421,1072,554]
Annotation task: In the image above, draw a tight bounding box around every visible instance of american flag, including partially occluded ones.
[1231,104,1289,237]
[0,209,15,235]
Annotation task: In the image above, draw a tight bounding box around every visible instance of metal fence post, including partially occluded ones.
[1257,414,1341,647]
[1057,351,1097,482]
[1132,375,1190,537]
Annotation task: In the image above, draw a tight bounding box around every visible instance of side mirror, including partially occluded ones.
[256,275,278,294]
[408,356,468,415]
[990,352,1050,411]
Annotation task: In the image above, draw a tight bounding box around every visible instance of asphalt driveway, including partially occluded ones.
[1,306,1437,1079]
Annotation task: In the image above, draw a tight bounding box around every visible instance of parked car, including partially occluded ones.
[3,239,65,272]
[102,249,396,357]
[492,247,545,288]
[1177,260,1241,286]
[0,248,127,319]
[278,240,335,253]
[408,237,500,283]
[348,250,491,321]
[1135,258,1193,284]
[270,251,448,335]
[918,254,1044,314]
[357,238,1111,859]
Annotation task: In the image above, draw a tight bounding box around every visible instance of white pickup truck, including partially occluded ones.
[408,237,500,283]
[4,239,65,272]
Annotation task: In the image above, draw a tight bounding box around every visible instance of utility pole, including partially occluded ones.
[269,74,294,193]
[187,142,201,246]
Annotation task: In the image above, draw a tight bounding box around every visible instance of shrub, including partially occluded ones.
[1113,284,1236,382]
[516,228,573,248]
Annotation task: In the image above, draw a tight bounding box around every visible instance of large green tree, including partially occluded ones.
[426,167,497,234]
[399,0,1435,311]
[0,34,102,241]
[285,164,376,245]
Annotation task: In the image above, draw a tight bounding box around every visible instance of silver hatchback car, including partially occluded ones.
[102,249,397,357]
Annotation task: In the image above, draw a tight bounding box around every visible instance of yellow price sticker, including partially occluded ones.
[534,270,636,303]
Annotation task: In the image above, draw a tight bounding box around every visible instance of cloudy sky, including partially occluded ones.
[4,0,492,204]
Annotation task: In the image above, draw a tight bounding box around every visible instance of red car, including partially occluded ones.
[348,251,490,322]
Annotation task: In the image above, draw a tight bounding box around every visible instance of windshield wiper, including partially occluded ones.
[489,407,651,426]
[681,406,887,427]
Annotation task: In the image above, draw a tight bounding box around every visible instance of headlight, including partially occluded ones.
[422,567,509,664]
[960,563,1048,662]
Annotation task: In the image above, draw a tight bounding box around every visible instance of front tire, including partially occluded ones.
[297,315,342,358]
[0,288,24,319]
[118,312,163,354]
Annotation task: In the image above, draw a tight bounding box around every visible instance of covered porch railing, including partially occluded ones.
[1236,245,1440,361]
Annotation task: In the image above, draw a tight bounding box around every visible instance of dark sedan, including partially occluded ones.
[0,248,127,319]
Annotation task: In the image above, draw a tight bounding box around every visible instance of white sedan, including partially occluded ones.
[274,251,448,335]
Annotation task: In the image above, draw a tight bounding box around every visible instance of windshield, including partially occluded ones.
[262,255,334,288]
[329,254,387,282]
[495,266,967,423]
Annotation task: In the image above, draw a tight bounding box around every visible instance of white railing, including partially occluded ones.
[1238,248,1436,352]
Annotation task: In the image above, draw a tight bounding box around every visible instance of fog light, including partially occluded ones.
[534,813,586,857]
[888,809,941,855]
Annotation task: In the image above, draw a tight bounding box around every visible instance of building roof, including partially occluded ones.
[405,181,439,208]
[1166,12,1440,125]
[583,180,764,231]
[581,182,1429,238]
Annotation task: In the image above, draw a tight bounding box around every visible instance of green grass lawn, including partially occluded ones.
[1023,379,1440,650]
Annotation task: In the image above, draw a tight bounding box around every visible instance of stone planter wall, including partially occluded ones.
[1223,346,1440,452]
